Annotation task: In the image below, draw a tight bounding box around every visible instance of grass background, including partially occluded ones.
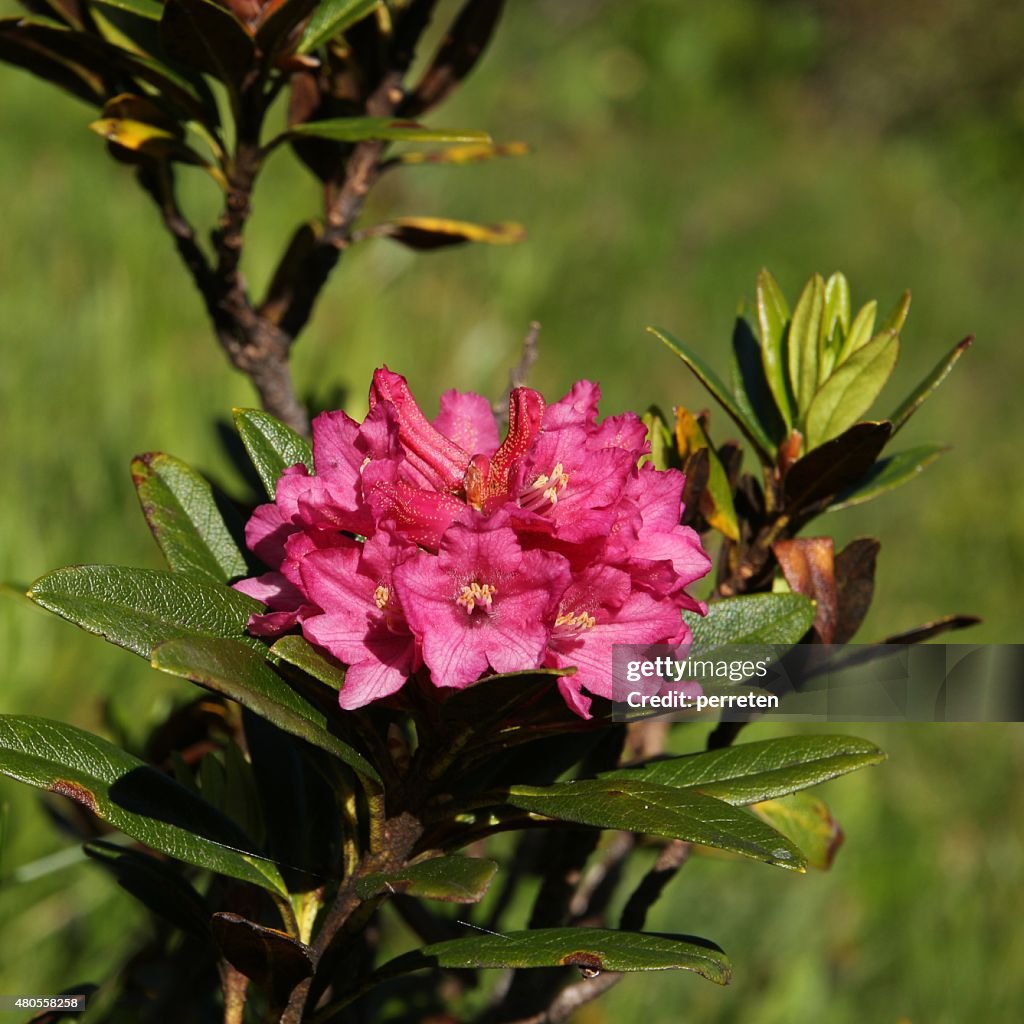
[1,0,1022,1019]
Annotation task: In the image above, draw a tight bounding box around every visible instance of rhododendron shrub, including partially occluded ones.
[234,369,712,717]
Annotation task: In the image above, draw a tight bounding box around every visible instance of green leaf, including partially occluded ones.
[92,0,162,20]
[889,336,973,434]
[271,635,347,691]
[84,840,211,936]
[256,0,319,55]
[685,594,816,651]
[819,272,850,379]
[640,408,677,471]
[160,0,254,92]
[385,927,730,983]
[788,273,825,414]
[783,421,892,511]
[879,289,912,335]
[356,855,498,903]
[288,118,491,144]
[804,331,899,450]
[602,735,884,806]
[755,268,794,429]
[506,779,806,870]
[730,316,782,456]
[829,445,947,511]
[751,792,844,870]
[233,408,312,499]
[297,0,380,54]
[395,140,529,166]
[150,637,381,784]
[26,565,264,658]
[131,453,248,581]
[674,408,739,540]
[0,715,286,895]
[646,326,773,462]
[0,20,106,106]
[837,299,877,364]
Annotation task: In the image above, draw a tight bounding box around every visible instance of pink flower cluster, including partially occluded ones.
[235,369,710,717]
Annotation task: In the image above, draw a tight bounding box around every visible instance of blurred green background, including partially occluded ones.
[1,0,1022,1019]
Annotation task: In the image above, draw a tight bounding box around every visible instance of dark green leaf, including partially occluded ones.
[684,594,816,651]
[403,0,507,116]
[0,21,106,106]
[506,779,806,870]
[384,927,730,983]
[256,0,319,55]
[602,735,884,806]
[212,912,315,1000]
[150,637,380,784]
[233,408,312,499]
[93,0,162,18]
[647,326,773,462]
[160,0,254,91]
[788,273,825,413]
[755,268,794,429]
[730,316,782,456]
[0,715,286,894]
[804,331,899,450]
[357,855,497,903]
[889,336,973,434]
[26,565,264,658]
[84,840,211,936]
[131,453,248,581]
[287,117,491,144]
[751,792,844,870]
[298,0,380,54]
[829,445,946,512]
[783,421,892,512]
[270,635,347,691]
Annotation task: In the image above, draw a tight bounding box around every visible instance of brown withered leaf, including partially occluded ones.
[773,537,837,643]
[212,913,315,1005]
[680,448,710,529]
[833,538,880,643]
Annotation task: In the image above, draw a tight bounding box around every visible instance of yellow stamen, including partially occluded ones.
[531,462,569,506]
[555,609,597,631]
[373,585,390,609]
[456,581,496,613]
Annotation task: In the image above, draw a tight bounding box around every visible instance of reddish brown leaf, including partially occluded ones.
[772,537,837,643]
[833,537,880,643]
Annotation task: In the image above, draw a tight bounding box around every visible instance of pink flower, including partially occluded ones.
[234,368,711,717]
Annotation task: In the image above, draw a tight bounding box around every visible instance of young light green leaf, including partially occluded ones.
[788,273,825,414]
[507,779,806,870]
[602,735,885,806]
[271,635,347,691]
[751,792,844,870]
[804,331,899,450]
[356,855,498,903]
[150,637,380,784]
[26,565,264,659]
[131,453,248,582]
[756,268,794,429]
[888,336,973,434]
[819,272,851,379]
[684,594,816,651]
[383,928,731,984]
[233,408,313,499]
[647,326,773,462]
[0,715,286,895]
[879,289,912,335]
[829,445,947,511]
[287,118,491,145]
[837,299,877,364]
[298,0,380,54]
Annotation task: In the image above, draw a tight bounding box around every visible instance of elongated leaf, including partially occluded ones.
[288,117,490,144]
[647,326,773,461]
[396,140,528,166]
[256,0,318,55]
[756,268,794,428]
[674,408,738,540]
[603,735,884,806]
[889,336,972,434]
[804,331,899,450]
[27,565,264,658]
[788,273,825,413]
[357,855,497,903]
[150,637,380,783]
[368,217,525,250]
[0,715,286,894]
[819,272,850,378]
[751,792,844,870]
[879,289,911,335]
[90,116,210,165]
[0,24,106,106]
[684,594,815,652]
[507,779,805,870]
[84,840,211,936]
[832,537,880,643]
[730,316,782,456]
[212,912,315,1000]
[160,0,254,91]
[784,421,892,512]
[298,0,380,54]
[829,445,946,511]
[837,299,877,363]
[233,408,312,499]
[271,635,347,690]
[384,927,730,983]
[131,453,248,581]
[403,0,506,116]
[772,537,837,644]
[93,0,162,18]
